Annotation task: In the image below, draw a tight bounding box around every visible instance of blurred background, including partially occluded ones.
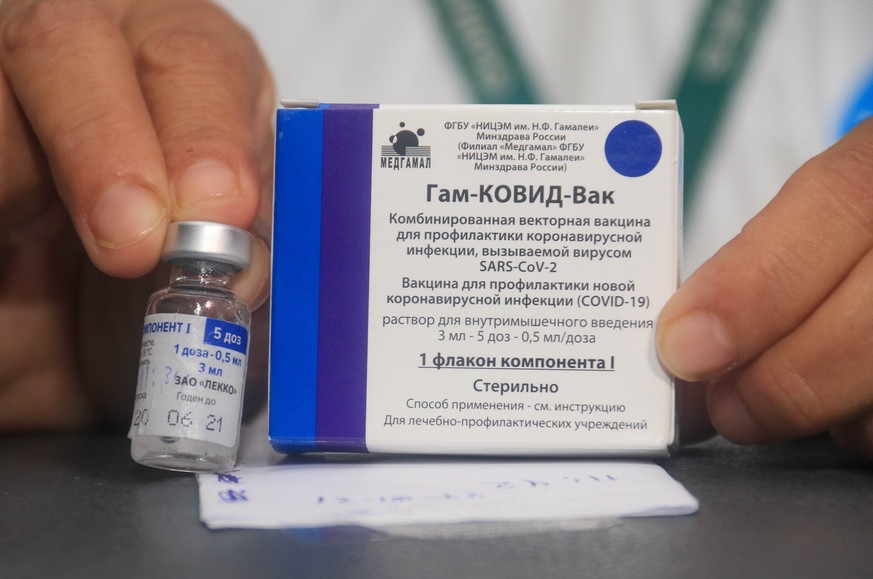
[216,0,873,275]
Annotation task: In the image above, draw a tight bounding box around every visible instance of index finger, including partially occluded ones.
[0,0,273,280]
[0,0,171,277]
[656,118,873,381]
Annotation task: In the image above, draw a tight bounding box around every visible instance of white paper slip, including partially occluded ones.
[197,458,698,530]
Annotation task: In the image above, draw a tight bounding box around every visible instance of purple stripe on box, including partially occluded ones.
[316,105,377,451]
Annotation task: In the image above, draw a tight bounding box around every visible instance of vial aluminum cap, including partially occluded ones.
[162,221,253,271]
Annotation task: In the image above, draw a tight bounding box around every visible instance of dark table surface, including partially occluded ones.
[2,433,872,579]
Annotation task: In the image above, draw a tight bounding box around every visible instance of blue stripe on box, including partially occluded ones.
[316,105,378,451]
[269,107,325,452]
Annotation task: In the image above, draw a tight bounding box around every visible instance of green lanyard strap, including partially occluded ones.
[428,0,540,104]
[431,0,772,217]
[675,0,773,216]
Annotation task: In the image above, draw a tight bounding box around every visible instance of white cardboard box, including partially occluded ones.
[270,102,682,456]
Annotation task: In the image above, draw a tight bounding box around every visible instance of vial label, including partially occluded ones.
[129,313,249,448]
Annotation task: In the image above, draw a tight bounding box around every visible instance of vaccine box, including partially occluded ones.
[270,102,682,456]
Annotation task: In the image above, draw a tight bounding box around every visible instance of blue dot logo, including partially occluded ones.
[604,120,662,177]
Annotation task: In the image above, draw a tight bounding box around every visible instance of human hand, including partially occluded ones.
[0,0,274,430]
[657,118,873,457]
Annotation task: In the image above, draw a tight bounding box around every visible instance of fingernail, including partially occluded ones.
[658,311,737,380]
[709,381,769,444]
[91,184,167,249]
[176,160,240,207]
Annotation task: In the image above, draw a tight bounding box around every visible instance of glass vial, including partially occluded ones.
[129,221,253,473]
